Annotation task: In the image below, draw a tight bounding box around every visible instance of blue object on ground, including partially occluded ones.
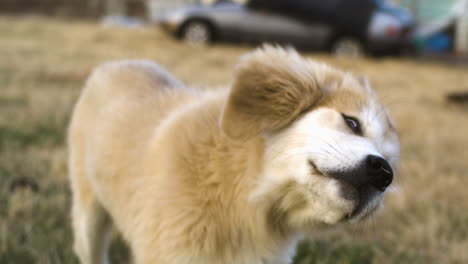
[424,33,452,52]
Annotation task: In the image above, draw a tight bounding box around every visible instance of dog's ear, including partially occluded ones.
[221,46,326,140]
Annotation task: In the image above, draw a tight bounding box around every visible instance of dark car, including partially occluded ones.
[159,0,415,56]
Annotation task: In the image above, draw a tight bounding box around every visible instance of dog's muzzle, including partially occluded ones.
[332,155,393,192]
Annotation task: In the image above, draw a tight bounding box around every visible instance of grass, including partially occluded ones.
[1,15,468,264]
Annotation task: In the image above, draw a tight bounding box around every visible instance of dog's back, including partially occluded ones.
[68,60,193,263]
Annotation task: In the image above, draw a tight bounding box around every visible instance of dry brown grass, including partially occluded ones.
[1,15,467,264]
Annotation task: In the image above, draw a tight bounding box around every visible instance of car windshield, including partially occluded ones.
[199,0,236,6]
[374,0,411,22]
[374,0,406,14]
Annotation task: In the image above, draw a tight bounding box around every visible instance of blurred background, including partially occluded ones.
[1,0,467,263]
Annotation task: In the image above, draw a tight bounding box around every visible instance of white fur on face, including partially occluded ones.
[256,104,399,227]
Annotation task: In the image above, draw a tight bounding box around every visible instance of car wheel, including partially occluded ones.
[331,38,364,57]
[181,21,213,45]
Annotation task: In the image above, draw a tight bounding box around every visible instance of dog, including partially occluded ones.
[68,46,399,264]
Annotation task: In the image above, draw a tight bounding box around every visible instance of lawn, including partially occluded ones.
[1,15,467,264]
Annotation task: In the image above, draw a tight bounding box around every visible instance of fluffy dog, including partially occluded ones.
[68,46,399,264]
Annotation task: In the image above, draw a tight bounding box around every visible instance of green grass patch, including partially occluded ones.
[293,239,375,264]
[0,117,67,150]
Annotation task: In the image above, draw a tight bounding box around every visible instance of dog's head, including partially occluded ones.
[221,46,399,230]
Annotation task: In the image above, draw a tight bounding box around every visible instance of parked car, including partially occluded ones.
[159,0,415,56]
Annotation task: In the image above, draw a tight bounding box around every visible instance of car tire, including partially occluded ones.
[331,37,364,57]
[180,21,213,45]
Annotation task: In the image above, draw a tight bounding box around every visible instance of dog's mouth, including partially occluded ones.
[308,159,322,175]
[344,186,382,221]
[308,159,383,222]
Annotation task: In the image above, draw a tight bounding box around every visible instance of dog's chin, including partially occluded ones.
[338,184,384,223]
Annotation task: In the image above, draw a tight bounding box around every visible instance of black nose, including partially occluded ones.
[366,155,393,191]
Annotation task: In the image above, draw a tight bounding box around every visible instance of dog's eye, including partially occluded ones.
[342,114,362,135]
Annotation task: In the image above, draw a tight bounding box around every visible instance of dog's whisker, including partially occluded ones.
[319,146,342,162]
[331,138,352,162]
[318,146,332,155]
[381,167,391,174]
[273,152,332,164]
[320,141,347,164]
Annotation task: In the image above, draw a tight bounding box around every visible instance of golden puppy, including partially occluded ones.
[68,46,399,264]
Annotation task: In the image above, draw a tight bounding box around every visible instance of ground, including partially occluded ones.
[1,16,467,264]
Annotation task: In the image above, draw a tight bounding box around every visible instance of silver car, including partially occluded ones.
[159,0,414,56]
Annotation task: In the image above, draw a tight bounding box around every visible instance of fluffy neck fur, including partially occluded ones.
[142,90,300,263]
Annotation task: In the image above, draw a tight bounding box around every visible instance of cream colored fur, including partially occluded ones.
[68,46,399,264]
